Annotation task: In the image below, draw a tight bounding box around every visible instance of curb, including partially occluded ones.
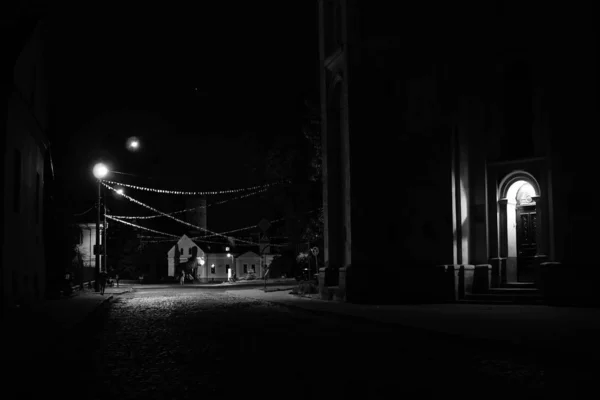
[240,292,596,364]
[66,295,114,332]
[263,288,296,293]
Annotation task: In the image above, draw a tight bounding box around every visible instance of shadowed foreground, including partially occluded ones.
[8,288,591,398]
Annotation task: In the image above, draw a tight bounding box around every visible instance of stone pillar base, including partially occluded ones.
[341,264,453,304]
[473,264,492,294]
[473,264,492,293]
[534,255,548,288]
[442,264,475,300]
[338,264,377,303]
[318,265,339,300]
[540,261,600,306]
[489,258,506,288]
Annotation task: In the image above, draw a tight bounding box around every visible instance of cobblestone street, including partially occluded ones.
[11,287,589,399]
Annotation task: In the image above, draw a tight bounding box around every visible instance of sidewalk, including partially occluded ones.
[225,288,600,360]
[134,278,297,289]
[210,278,297,287]
[2,284,134,361]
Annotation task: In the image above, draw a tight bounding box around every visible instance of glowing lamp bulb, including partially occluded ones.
[130,140,139,148]
[93,163,108,179]
[116,188,124,195]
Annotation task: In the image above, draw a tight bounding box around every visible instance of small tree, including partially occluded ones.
[296,251,310,266]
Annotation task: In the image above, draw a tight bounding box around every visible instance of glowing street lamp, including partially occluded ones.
[92,163,108,292]
[93,163,108,180]
[126,136,141,151]
[116,188,124,195]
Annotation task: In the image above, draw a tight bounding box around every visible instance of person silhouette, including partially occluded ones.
[99,271,107,295]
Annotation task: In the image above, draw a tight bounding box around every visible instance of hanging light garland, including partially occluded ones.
[124,208,320,242]
[138,235,178,240]
[201,208,322,238]
[103,182,261,245]
[199,217,285,238]
[103,178,290,196]
[105,215,180,238]
[109,187,269,220]
[139,235,290,247]
[111,204,322,245]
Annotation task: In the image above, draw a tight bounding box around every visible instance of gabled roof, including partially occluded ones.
[167,234,205,257]
[237,251,260,258]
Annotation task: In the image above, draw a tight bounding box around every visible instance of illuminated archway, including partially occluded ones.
[498,171,541,283]
[499,170,540,200]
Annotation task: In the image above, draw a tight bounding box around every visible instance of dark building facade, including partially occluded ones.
[318,1,598,303]
[2,14,54,312]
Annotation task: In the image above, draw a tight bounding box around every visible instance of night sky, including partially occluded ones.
[42,4,319,234]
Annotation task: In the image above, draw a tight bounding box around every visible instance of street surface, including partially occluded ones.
[9,286,593,398]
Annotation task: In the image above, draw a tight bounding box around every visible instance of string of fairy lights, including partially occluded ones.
[103,178,289,196]
[133,209,321,244]
[105,215,180,238]
[109,187,269,220]
[135,216,287,243]
[95,177,322,248]
[102,182,263,246]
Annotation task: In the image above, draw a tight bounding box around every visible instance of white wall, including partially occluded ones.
[166,251,276,280]
[237,255,260,276]
[205,253,234,280]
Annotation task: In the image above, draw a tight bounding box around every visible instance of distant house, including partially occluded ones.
[237,251,260,276]
[166,235,277,282]
[167,235,206,278]
[203,252,235,282]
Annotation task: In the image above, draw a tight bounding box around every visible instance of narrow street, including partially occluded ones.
[15,288,567,398]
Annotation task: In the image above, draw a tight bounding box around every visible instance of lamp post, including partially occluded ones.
[261,244,272,292]
[227,253,234,281]
[103,205,107,273]
[93,163,108,292]
[104,188,124,276]
[311,246,319,282]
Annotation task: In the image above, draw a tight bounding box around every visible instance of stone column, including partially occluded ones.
[498,199,508,257]
[319,78,343,299]
[497,199,509,284]
[531,195,547,256]
[531,195,548,286]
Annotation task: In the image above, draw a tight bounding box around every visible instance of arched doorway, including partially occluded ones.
[498,171,541,283]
